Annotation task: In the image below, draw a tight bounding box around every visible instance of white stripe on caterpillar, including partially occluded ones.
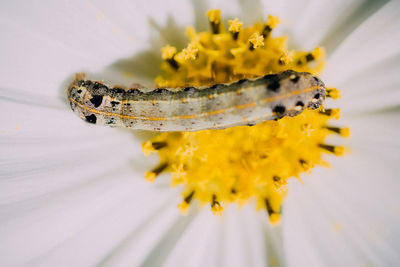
[67,70,326,131]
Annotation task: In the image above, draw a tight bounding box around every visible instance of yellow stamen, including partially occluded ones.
[327,87,341,99]
[325,126,351,137]
[178,201,189,214]
[312,46,324,60]
[267,15,280,29]
[279,51,293,65]
[331,109,341,120]
[249,32,264,49]
[269,213,281,225]
[320,108,340,119]
[142,140,156,156]
[211,204,223,215]
[206,9,221,23]
[161,45,177,60]
[182,43,198,60]
[340,127,351,137]
[334,146,345,156]
[145,162,168,183]
[145,171,156,183]
[228,18,243,32]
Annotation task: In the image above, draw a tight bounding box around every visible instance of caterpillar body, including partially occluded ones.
[68,70,326,132]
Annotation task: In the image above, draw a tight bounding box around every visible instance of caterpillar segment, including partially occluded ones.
[68,70,326,132]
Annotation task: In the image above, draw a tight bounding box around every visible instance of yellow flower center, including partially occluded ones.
[145,10,348,223]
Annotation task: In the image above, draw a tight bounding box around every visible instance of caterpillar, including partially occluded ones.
[67,70,326,132]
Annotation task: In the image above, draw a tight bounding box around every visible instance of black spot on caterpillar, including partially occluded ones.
[68,70,326,131]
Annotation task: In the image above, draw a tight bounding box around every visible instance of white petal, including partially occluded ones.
[162,205,287,267]
[161,208,221,267]
[323,1,400,113]
[259,0,386,51]
[0,97,154,203]
[0,165,178,266]
[0,0,194,97]
[283,111,400,266]
[0,93,171,266]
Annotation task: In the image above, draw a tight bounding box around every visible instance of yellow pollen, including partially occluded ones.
[228,18,243,32]
[312,46,324,59]
[334,146,345,156]
[340,127,351,137]
[267,15,280,29]
[331,108,341,119]
[177,201,189,214]
[280,52,293,65]
[182,43,198,60]
[249,32,264,48]
[146,10,347,222]
[211,203,224,216]
[206,9,221,23]
[145,171,156,183]
[142,140,156,156]
[161,45,177,60]
[274,177,288,193]
[269,213,281,225]
[327,87,341,99]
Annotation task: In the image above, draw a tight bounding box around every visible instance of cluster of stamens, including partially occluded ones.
[143,10,348,223]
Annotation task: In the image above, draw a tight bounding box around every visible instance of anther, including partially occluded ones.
[325,126,350,137]
[279,52,292,65]
[207,9,221,34]
[211,194,223,215]
[228,18,242,40]
[167,59,179,70]
[299,159,312,173]
[262,15,279,38]
[273,176,287,191]
[145,162,168,182]
[151,141,167,150]
[327,88,341,99]
[182,43,198,60]
[184,191,195,203]
[319,108,340,119]
[161,45,179,69]
[262,25,272,38]
[249,32,264,50]
[305,53,315,62]
[318,144,345,156]
[312,47,323,60]
[265,198,281,224]
[178,191,195,214]
[141,141,168,156]
[265,198,274,216]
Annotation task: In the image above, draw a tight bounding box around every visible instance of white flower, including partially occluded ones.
[1,0,399,266]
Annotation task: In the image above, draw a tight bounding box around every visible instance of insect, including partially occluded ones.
[67,70,326,131]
